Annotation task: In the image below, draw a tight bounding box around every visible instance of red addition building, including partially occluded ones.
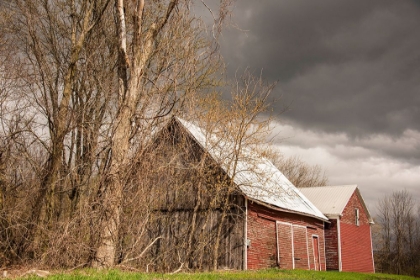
[300,185,375,273]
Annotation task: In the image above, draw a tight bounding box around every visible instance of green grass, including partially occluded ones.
[20,268,418,280]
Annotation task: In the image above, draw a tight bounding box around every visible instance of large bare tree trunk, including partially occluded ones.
[93,0,178,267]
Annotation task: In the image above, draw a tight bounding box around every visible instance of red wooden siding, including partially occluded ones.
[340,192,375,273]
[246,206,277,269]
[324,219,339,270]
[312,236,321,270]
[247,202,326,270]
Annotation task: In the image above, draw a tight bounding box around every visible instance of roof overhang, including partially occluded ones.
[246,196,330,223]
[325,214,341,220]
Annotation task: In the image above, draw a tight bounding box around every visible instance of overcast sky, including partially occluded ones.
[216,0,420,215]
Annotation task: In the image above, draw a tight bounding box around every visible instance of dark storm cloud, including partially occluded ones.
[221,0,420,139]
[216,0,420,210]
[222,1,374,79]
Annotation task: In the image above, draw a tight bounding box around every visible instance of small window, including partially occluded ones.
[355,208,360,226]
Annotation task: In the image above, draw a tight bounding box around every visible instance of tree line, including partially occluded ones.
[374,190,420,277]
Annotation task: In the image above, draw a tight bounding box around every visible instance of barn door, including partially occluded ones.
[312,236,320,271]
[293,225,309,269]
[276,222,293,269]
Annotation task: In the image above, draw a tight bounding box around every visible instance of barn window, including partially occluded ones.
[355,208,360,226]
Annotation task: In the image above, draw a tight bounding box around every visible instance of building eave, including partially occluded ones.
[246,196,330,223]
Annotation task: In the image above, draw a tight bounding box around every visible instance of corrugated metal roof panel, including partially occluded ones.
[175,117,328,221]
[299,185,358,216]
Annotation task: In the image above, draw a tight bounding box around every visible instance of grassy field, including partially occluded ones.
[17,268,418,280]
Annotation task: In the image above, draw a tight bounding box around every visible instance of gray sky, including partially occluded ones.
[217,0,420,215]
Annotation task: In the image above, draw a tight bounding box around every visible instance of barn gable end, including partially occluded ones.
[340,190,375,273]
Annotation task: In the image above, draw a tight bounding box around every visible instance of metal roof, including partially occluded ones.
[299,185,373,223]
[175,117,328,222]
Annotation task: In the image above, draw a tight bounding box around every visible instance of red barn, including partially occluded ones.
[300,185,375,273]
[141,117,329,271]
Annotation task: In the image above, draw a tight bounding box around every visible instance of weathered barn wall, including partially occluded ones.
[247,202,326,270]
[143,207,244,271]
[340,191,374,273]
[324,219,339,270]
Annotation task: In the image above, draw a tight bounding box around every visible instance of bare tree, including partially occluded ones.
[205,72,275,270]
[1,2,114,264]
[375,190,420,276]
[269,154,328,188]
